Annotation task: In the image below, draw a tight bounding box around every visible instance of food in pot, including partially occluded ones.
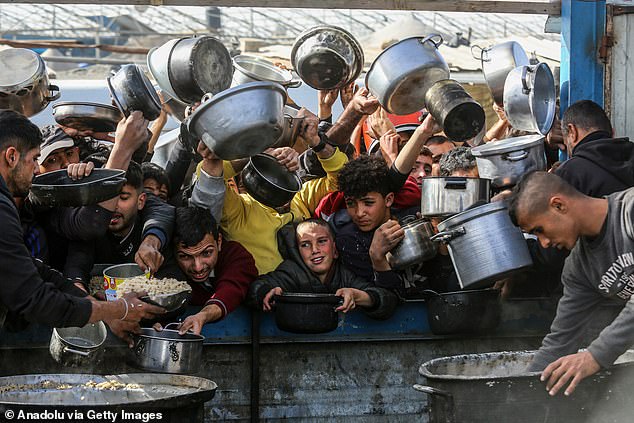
[0,380,142,393]
[84,380,142,390]
[116,276,190,297]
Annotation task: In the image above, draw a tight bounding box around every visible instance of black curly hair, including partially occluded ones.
[337,155,391,199]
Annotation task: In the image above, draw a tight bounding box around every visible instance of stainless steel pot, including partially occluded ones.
[49,322,107,367]
[232,55,301,88]
[387,218,437,270]
[52,101,123,133]
[431,202,533,289]
[242,153,302,208]
[503,63,556,135]
[420,177,491,217]
[291,25,364,90]
[472,41,529,106]
[188,81,286,160]
[366,34,449,115]
[424,79,485,142]
[0,48,60,117]
[107,64,161,121]
[273,106,305,148]
[471,134,546,188]
[168,36,233,104]
[131,323,203,374]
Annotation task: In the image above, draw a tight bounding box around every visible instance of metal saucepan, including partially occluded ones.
[0,48,60,117]
[107,64,162,121]
[387,218,437,270]
[52,101,123,133]
[232,55,301,88]
[131,323,204,374]
[420,177,491,217]
[188,81,287,160]
[242,153,302,208]
[431,201,533,289]
[471,134,546,188]
[422,288,501,335]
[503,62,556,135]
[291,25,364,90]
[49,322,107,367]
[167,35,233,104]
[424,79,485,142]
[472,41,529,106]
[366,34,449,115]
[273,293,343,334]
[29,168,126,208]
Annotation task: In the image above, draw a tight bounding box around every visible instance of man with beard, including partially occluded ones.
[0,109,164,333]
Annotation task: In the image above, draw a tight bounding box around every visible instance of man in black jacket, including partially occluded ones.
[0,109,163,333]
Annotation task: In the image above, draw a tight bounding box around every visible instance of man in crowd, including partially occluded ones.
[142,162,171,202]
[508,171,634,396]
[424,135,455,176]
[439,146,479,178]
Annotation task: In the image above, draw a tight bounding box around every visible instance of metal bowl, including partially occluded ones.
[141,289,192,313]
[242,153,302,208]
[52,101,123,133]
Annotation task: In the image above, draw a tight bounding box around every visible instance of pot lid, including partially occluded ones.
[471,134,545,157]
[0,48,42,88]
[437,201,508,231]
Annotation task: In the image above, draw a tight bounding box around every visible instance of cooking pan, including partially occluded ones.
[52,101,123,133]
[242,153,302,208]
[131,323,203,374]
[273,293,343,334]
[29,168,126,207]
[107,64,162,121]
[49,322,107,367]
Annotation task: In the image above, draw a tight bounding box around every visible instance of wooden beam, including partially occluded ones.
[0,0,561,15]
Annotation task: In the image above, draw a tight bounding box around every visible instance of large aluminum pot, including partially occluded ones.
[503,62,556,135]
[147,38,182,101]
[242,153,302,208]
[167,36,233,104]
[415,350,634,423]
[471,41,529,106]
[107,64,161,121]
[386,218,437,270]
[431,202,532,289]
[291,25,363,90]
[0,48,60,117]
[188,81,286,160]
[231,55,301,88]
[424,79,485,141]
[131,323,203,374]
[420,177,491,217]
[49,322,107,367]
[471,134,546,188]
[366,34,449,115]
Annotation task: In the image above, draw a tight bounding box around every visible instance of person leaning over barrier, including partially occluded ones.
[507,170,634,396]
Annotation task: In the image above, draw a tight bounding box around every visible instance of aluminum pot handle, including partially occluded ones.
[286,79,302,89]
[63,346,91,357]
[421,33,443,49]
[47,84,61,102]
[503,150,529,161]
[521,66,532,95]
[430,227,466,243]
[470,45,485,61]
[413,384,453,398]
[444,177,468,190]
[164,322,181,330]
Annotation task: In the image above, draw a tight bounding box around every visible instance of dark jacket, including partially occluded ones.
[0,175,91,330]
[249,225,399,320]
[556,131,634,197]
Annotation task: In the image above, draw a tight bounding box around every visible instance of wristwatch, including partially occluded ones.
[310,137,328,153]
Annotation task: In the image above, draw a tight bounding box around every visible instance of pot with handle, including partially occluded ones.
[386,217,437,270]
[430,201,533,289]
[241,153,302,208]
[273,106,305,148]
[107,64,162,121]
[273,293,343,334]
[231,55,302,89]
[471,41,529,106]
[503,62,556,135]
[0,48,60,117]
[366,34,449,115]
[420,177,491,217]
[49,322,107,367]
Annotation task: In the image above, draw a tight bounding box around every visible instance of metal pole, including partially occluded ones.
[250,310,261,423]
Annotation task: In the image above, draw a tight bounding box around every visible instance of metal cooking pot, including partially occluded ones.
[422,289,500,335]
[49,322,107,367]
[273,293,343,334]
[431,202,533,289]
[471,41,529,106]
[188,81,286,160]
[415,350,634,423]
[107,64,161,121]
[471,134,546,188]
[387,218,437,270]
[147,38,182,101]
[273,106,305,148]
[242,153,302,208]
[291,25,364,90]
[29,168,126,208]
[424,79,485,142]
[0,48,60,117]
[168,35,233,104]
[366,34,449,115]
[420,177,491,217]
[159,89,187,122]
[232,55,302,88]
[131,323,204,374]
[52,101,123,133]
[503,63,556,135]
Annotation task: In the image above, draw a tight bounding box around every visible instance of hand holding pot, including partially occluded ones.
[318,89,339,118]
[541,351,601,396]
[298,114,321,147]
[379,130,400,167]
[134,234,164,275]
[178,303,223,335]
[340,82,359,109]
[121,292,166,322]
[417,112,442,138]
[66,162,95,181]
[367,106,396,140]
[114,111,150,151]
[104,318,141,348]
[267,147,300,173]
[263,287,283,311]
[369,219,405,269]
[351,88,380,116]
[334,288,374,313]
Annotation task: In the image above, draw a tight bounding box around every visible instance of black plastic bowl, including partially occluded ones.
[273,293,342,334]
[242,153,302,208]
